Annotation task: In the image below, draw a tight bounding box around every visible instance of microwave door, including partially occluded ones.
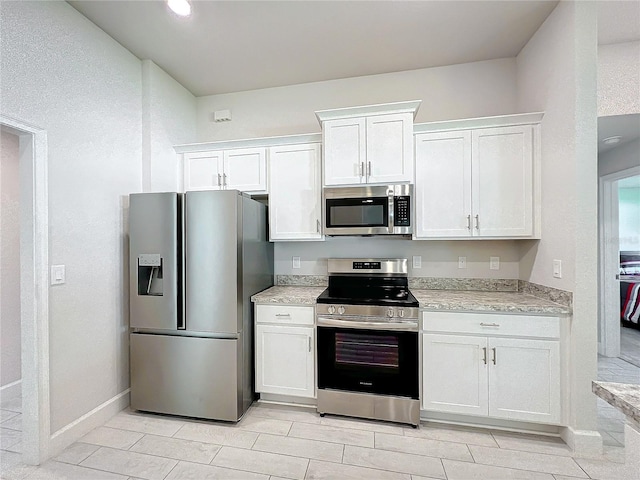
[325,196,389,235]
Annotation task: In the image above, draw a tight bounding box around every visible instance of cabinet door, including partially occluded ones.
[414,131,472,238]
[323,118,366,185]
[184,151,223,191]
[256,325,315,398]
[472,126,533,237]
[223,147,267,193]
[366,113,414,184]
[269,143,323,241]
[422,334,488,416]
[488,337,561,424]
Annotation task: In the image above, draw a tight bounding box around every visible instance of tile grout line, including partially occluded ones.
[160,458,180,480]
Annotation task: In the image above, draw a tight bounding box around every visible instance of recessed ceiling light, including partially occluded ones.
[167,0,191,17]
[602,136,622,145]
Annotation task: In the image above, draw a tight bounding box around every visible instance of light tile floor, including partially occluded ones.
[1,356,639,480]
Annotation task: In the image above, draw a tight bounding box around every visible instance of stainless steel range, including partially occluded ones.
[316,258,420,427]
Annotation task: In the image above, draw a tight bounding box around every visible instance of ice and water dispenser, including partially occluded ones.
[137,253,164,296]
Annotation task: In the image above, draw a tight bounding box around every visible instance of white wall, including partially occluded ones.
[619,185,640,252]
[142,60,197,192]
[598,41,640,117]
[276,239,520,279]
[516,1,599,444]
[0,0,141,434]
[196,58,517,141]
[0,130,21,388]
[599,138,640,177]
[0,0,195,440]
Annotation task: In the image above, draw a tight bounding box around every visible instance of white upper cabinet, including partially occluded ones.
[414,113,541,239]
[268,143,323,241]
[415,130,472,237]
[183,147,267,193]
[223,147,267,192]
[317,101,420,186]
[183,150,224,190]
[322,117,366,185]
[472,126,533,237]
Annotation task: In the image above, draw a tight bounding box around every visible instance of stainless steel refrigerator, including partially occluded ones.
[128,190,273,421]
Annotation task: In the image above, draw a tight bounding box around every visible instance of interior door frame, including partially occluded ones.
[598,165,640,356]
[1,114,51,464]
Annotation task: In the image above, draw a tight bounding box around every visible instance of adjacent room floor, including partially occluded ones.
[619,325,640,368]
[2,357,639,480]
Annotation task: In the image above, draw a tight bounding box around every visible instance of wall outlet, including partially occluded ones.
[412,256,422,269]
[292,256,301,269]
[51,265,65,285]
[458,256,467,269]
[553,259,562,278]
[490,256,500,270]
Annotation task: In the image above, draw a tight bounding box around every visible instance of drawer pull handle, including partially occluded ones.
[275,313,291,317]
[480,322,500,327]
[492,347,497,365]
[308,336,312,352]
[482,347,487,365]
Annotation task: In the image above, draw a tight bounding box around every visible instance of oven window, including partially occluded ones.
[326,198,387,227]
[335,332,399,368]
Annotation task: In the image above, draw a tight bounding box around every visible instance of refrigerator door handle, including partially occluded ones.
[178,194,186,330]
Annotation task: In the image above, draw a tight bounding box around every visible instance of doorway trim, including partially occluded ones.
[1,114,50,464]
[598,165,640,357]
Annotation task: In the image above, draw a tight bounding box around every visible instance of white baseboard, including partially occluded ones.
[561,426,603,457]
[0,379,22,400]
[48,389,130,458]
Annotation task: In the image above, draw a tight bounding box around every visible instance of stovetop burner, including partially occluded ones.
[316,288,419,307]
[317,258,419,308]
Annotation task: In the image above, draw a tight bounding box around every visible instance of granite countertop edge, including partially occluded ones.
[251,286,571,314]
[592,381,640,425]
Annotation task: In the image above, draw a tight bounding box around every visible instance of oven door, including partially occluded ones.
[317,324,418,399]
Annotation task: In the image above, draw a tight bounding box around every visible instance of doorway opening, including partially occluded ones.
[0,115,50,467]
[598,113,640,363]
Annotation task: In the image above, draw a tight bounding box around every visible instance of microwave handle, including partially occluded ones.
[388,189,395,234]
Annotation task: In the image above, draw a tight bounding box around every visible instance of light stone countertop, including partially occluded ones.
[592,381,640,425]
[251,286,571,315]
[413,289,571,315]
[251,286,326,305]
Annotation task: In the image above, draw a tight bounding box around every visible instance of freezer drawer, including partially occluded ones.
[130,334,243,421]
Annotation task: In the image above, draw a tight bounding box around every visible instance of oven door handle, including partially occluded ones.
[317,317,418,332]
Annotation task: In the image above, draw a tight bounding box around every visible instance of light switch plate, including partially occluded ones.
[553,259,562,278]
[412,256,422,269]
[292,256,301,269]
[458,256,467,269]
[490,256,500,270]
[51,265,65,285]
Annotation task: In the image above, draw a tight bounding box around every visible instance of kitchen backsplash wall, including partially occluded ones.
[274,238,521,278]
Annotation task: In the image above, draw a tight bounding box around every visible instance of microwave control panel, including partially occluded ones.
[394,196,411,226]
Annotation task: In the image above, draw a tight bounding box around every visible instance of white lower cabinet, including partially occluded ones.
[422,312,561,425]
[255,305,315,398]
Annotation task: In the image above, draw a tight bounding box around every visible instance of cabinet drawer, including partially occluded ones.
[256,305,315,326]
[422,311,559,339]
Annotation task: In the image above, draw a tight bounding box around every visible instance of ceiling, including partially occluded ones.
[68,1,640,150]
[598,114,640,154]
[69,0,561,97]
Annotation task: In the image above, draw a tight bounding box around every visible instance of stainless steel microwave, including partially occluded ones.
[323,184,413,236]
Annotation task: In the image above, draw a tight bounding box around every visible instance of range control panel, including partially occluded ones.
[394,196,411,226]
[352,261,381,270]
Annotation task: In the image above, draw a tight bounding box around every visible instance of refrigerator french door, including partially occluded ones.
[128,191,273,421]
